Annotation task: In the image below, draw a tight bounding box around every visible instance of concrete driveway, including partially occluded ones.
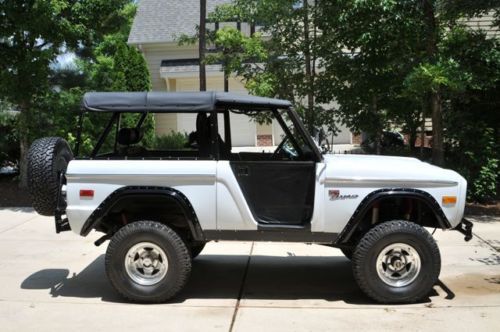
[0,208,498,331]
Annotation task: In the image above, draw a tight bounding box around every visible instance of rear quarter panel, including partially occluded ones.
[65,160,217,235]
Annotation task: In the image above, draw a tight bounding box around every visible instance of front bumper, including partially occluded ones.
[454,218,473,242]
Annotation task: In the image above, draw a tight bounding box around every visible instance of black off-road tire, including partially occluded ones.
[190,242,206,259]
[27,137,73,216]
[352,220,441,304]
[105,221,192,303]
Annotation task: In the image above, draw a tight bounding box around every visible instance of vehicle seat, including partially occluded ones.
[117,128,145,156]
[118,128,143,146]
[195,113,231,159]
[216,131,231,159]
[196,113,211,157]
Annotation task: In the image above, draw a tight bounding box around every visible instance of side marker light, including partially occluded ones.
[442,196,457,205]
[80,189,94,198]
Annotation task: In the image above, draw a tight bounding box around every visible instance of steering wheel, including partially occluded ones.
[271,137,298,160]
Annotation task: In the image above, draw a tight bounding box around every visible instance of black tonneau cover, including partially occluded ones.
[82,91,292,112]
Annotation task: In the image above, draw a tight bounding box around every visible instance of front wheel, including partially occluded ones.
[105,221,192,303]
[352,220,441,303]
[189,242,206,259]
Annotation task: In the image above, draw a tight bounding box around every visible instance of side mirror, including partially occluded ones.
[312,127,329,154]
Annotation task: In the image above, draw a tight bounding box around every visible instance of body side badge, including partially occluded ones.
[329,190,340,200]
[329,189,358,200]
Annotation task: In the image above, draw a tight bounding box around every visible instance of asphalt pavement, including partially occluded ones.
[0,208,498,332]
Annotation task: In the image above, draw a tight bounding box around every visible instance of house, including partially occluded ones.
[127,0,353,147]
[464,12,499,38]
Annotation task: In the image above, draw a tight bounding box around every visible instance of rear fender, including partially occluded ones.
[79,186,204,241]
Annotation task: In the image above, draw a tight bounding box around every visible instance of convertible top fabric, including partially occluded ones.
[82,91,291,112]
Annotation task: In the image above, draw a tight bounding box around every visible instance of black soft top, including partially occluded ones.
[81,91,292,112]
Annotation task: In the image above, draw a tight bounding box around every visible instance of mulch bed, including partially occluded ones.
[1,174,499,216]
[0,175,31,207]
[465,201,500,216]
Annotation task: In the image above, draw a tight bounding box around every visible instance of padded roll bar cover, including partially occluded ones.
[82,91,292,112]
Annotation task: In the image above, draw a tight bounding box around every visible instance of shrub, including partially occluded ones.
[0,109,19,167]
[446,125,498,203]
[153,131,188,150]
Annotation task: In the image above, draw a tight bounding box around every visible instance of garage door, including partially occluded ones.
[225,113,256,147]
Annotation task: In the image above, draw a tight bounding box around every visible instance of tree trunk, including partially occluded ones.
[375,130,382,155]
[311,0,318,133]
[224,69,229,92]
[420,100,426,159]
[371,95,382,155]
[17,103,30,188]
[421,0,444,165]
[303,0,314,134]
[431,91,444,165]
[199,0,207,91]
[407,111,420,155]
[409,126,417,154]
[19,135,29,188]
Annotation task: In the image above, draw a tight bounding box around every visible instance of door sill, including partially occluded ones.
[257,223,310,231]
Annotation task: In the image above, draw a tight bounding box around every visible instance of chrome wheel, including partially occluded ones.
[376,243,421,287]
[125,242,168,286]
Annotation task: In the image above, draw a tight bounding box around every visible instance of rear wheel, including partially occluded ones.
[105,221,192,303]
[352,220,440,303]
[27,137,73,216]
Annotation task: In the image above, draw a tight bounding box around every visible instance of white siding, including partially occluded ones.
[332,122,352,144]
[172,76,258,146]
[134,43,353,145]
[141,43,197,91]
[463,13,499,38]
[140,43,198,135]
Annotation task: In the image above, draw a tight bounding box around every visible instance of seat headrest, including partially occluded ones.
[117,128,143,146]
[196,112,208,133]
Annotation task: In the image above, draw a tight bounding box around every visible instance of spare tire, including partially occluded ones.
[28,137,73,216]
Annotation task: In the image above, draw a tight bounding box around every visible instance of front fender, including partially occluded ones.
[335,188,451,244]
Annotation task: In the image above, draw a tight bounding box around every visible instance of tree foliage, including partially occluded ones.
[73,2,154,154]
[440,28,500,202]
[0,1,152,177]
[0,102,18,167]
[317,0,499,199]
[0,0,132,185]
[0,0,131,105]
[207,0,499,200]
[207,0,337,134]
[317,0,426,153]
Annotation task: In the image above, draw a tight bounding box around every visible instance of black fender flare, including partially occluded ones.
[80,186,204,241]
[335,188,451,244]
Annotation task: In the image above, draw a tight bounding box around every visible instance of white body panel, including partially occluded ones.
[322,154,466,231]
[215,161,255,231]
[215,161,328,232]
[66,160,217,234]
[65,154,466,236]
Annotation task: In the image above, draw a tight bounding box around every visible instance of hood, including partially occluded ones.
[322,154,464,187]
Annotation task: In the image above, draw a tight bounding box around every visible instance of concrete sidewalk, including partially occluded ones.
[0,208,498,331]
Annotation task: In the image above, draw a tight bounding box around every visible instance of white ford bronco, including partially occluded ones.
[27,91,473,304]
